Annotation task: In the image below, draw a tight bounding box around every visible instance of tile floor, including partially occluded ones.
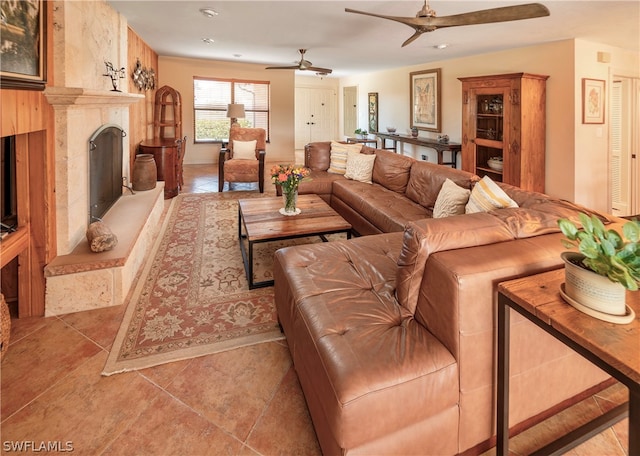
[0,163,629,455]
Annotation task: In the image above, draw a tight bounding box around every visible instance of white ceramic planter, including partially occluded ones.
[561,252,627,316]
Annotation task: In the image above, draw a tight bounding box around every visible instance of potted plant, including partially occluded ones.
[354,128,368,139]
[557,212,639,320]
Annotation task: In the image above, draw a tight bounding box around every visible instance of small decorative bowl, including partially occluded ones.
[386,127,396,133]
[487,158,503,171]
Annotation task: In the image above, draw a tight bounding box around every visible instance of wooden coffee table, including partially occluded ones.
[238,194,352,289]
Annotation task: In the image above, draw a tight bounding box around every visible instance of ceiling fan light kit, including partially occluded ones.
[345,1,550,47]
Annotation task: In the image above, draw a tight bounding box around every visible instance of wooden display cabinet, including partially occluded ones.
[459,73,548,193]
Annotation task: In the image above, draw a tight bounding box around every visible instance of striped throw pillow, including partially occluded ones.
[328,142,362,174]
[465,176,518,213]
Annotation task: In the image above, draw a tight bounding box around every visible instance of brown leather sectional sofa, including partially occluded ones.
[274,141,616,455]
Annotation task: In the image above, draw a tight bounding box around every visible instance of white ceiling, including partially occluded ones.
[108,1,640,78]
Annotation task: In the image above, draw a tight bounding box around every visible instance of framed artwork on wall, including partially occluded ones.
[0,0,47,90]
[368,92,378,133]
[582,78,606,124]
[410,68,441,132]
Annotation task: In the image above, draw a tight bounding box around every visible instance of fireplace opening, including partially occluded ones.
[1,135,18,234]
[89,124,125,223]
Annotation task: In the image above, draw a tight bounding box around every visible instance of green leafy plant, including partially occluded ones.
[354,128,368,136]
[558,213,640,291]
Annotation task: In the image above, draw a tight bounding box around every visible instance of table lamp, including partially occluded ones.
[226,103,245,127]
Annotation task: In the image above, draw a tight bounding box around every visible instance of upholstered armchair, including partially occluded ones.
[218,126,266,193]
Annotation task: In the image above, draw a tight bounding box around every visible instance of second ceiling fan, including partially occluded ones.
[345,2,550,47]
[265,49,333,74]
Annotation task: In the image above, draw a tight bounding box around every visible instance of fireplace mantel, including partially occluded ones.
[44,87,144,108]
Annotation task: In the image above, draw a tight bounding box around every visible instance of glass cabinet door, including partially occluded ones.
[473,92,505,181]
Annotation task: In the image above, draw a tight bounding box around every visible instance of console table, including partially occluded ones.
[375,132,461,168]
[345,137,378,147]
[497,269,639,455]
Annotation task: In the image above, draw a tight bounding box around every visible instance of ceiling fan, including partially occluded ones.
[265,49,333,74]
[345,2,550,47]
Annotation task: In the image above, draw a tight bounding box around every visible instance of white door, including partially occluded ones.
[343,86,357,138]
[610,77,640,216]
[295,87,337,149]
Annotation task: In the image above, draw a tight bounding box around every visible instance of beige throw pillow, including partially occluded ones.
[465,175,518,213]
[328,142,362,174]
[232,140,257,160]
[344,150,376,183]
[433,178,471,218]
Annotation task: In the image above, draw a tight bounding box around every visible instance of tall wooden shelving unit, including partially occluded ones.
[459,73,548,193]
[139,86,185,198]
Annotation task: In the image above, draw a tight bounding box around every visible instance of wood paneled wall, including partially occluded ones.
[0,0,56,316]
[127,27,158,172]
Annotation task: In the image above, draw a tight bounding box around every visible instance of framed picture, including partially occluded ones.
[582,78,605,124]
[410,68,441,132]
[0,0,47,90]
[368,92,378,133]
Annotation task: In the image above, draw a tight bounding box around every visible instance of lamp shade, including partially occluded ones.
[226,103,245,119]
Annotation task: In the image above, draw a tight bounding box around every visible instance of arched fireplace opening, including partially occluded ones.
[89,124,125,224]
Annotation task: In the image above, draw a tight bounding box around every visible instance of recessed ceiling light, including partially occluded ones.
[202,38,215,44]
[434,44,448,50]
[199,8,218,18]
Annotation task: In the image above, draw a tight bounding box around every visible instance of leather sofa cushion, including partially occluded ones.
[332,179,430,233]
[296,170,344,198]
[273,235,459,450]
[372,149,415,193]
[405,161,478,210]
[304,141,332,171]
[396,213,515,314]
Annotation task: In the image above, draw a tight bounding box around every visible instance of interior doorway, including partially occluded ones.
[343,86,357,138]
[610,76,640,216]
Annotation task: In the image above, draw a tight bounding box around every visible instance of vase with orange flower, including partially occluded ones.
[270,164,311,215]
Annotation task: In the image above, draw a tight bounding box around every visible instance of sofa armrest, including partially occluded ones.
[396,214,515,314]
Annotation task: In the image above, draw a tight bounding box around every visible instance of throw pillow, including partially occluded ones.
[344,150,376,183]
[433,178,471,218]
[232,140,257,160]
[465,175,518,213]
[328,142,362,174]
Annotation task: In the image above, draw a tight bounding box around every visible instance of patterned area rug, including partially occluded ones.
[103,192,339,375]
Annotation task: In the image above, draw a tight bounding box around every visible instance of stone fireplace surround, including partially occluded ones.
[43,88,164,316]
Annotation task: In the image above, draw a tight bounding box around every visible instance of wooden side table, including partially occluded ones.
[497,269,639,455]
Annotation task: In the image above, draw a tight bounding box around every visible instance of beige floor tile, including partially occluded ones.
[1,318,102,418]
[247,367,321,456]
[1,351,162,454]
[164,341,291,442]
[59,304,127,350]
[102,391,244,455]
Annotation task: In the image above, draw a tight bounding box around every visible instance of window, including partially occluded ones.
[193,77,270,142]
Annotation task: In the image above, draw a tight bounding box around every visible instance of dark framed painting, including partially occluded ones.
[582,78,606,124]
[410,68,441,132]
[0,0,47,90]
[368,92,378,133]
